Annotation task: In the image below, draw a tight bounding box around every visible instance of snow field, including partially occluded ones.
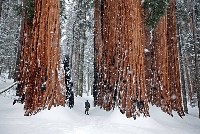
[0,80,200,134]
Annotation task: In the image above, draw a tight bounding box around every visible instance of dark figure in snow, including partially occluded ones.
[85,100,90,115]
[93,84,97,107]
[13,99,18,105]
[63,55,73,108]
[112,88,117,110]
[21,93,25,104]
[69,90,74,109]
[16,82,21,96]
[13,93,25,105]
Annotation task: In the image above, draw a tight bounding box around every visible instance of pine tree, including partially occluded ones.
[178,30,188,114]
[0,0,6,19]
[63,55,74,108]
[191,0,200,118]
[143,0,168,29]
[0,0,20,79]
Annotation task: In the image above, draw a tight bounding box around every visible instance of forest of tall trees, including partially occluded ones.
[0,0,199,118]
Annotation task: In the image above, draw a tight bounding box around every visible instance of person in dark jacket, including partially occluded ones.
[85,100,90,115]
[69,90,74,109]
[21,93,25,104]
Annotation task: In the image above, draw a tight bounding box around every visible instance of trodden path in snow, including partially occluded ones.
[0,82,200,134]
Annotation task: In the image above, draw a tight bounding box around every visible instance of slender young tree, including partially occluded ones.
[0,0,5,19]
[178,30,188,114]
[191,0,200,118]
[63,55,74,108]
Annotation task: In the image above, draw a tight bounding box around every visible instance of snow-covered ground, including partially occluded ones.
[0,80,200,134]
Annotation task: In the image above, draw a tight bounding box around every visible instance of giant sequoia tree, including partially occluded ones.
[94,0,184,118]
[145,0,184,116]
[15,0,34,96]
[94,0,149,118]
[21,0,65,115]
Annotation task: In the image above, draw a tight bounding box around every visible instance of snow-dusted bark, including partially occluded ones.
[24,0,65,115]
[15,0,33,96]
[94,0,149,118]
[177,26,188,114]
[144,0,184,117]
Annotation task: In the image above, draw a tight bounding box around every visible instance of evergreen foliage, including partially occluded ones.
[195,1,200,22]
[15,0,34,23]
[0,0,20,78]
[63,55,72,98]
[176,0,189,22]
[62,0,94,97]
[63,55,74,108]
[60,0,67,23]
[15,0,66,24]
[143,0,168,28]
[24,0,34,23]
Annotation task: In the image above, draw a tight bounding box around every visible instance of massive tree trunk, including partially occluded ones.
[167,0,184,116]
[147,0,184,116]
[94,0,149,118]
[151,15,169,110]
[94,0,103,106]
[24,0,65,115]
[94,0,184,118]
[15,0,33,96]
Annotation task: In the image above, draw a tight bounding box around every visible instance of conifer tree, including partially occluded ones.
[0,0,20,79]
[144,0,184,117]
[94,0,184,118]
[0,0,5,19]
[63,55,74,108]
[23,0,65,115]
[15,0,34,97]
[94,0,149,118]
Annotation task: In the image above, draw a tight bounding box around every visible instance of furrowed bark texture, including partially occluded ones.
[145,0,184,117]
[94,0,184,118]
[24,0,65,115]
[94,0,149,118]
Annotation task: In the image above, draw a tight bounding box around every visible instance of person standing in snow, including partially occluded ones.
[21,93,25,104]
[85,100,90,115]
[69,90,74,109]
